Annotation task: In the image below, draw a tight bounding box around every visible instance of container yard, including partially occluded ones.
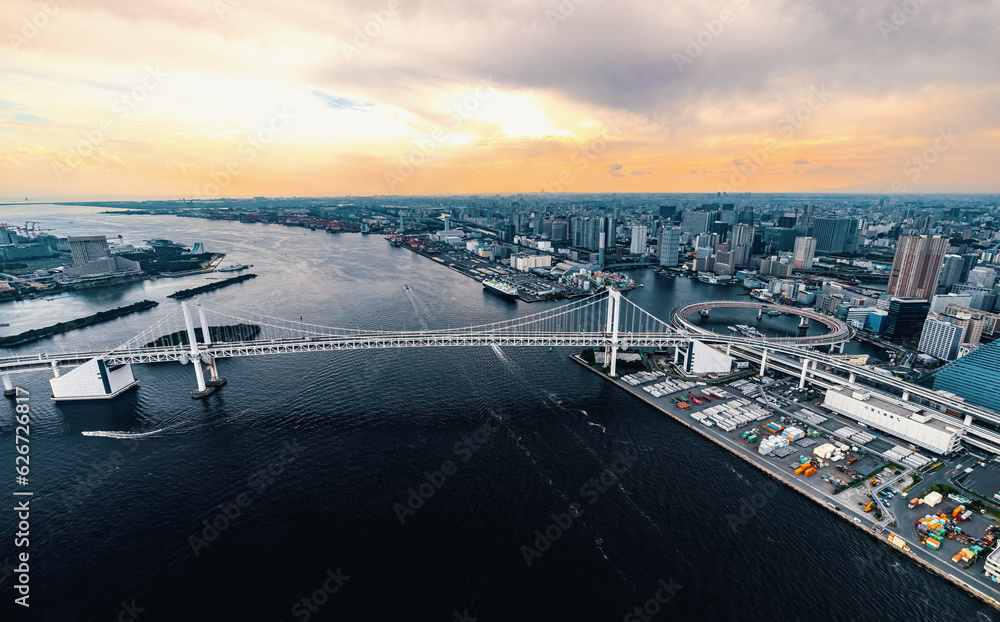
[573,353,1000,611]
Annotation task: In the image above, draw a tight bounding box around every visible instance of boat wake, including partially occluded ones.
[82,425,176,439]
[587,421,607,433]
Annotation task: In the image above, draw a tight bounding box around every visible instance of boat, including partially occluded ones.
[217,264,253,273]
[767,310,781,316]
[699,309,711,317]
[483,279,518,300]
[727,326,738,332]
[743,278,764,289]
[360,223,371,234]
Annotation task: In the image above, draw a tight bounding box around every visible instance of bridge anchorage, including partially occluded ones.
[0,289,860,402]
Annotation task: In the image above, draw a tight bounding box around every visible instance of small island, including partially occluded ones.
[168,274,258,299]
[0,300,159,347]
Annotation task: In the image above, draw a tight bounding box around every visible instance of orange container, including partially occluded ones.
[803,467,816,476]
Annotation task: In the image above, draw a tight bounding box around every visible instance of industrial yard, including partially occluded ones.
[576,353,1000,610]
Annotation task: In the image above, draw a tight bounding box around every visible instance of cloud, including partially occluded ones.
[312,91,374,111]
[0,100,22,110]
[793,158,810,165]
[608,162,624,177]
[12,114,50,123]
[731,158,745,166]
[631,169,652,175]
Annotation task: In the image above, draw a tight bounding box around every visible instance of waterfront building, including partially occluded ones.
[930,293,973,314]
[629,225,647,255]
[864,309,888,334]
[511,253,552,272]
[68,235,110,266]
[684,340,734,375]
[887,235,949,300]
[823,386,963,455]
[657,227,680,267]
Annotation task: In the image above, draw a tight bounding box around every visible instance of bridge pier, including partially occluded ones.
[51,361,60,378]
[759,349,768,376]
[183,301,215,399]
[196,302,227,388]
[849,372,856,384]
[2,373,14,398]
[902,391,909,401]
[799,358,809,388]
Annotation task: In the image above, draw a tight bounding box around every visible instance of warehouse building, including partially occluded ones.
[822,386,964,455]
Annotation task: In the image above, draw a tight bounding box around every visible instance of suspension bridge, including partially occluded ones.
[0,289,845,399]
[5,288,1000,450]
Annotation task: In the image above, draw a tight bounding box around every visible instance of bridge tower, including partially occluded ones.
[605,288,622,376]
[181,299,225,399]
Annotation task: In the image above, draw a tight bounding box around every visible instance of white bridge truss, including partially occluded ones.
[3,289,1000,445]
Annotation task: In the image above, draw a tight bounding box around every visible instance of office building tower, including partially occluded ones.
[883,298,931,341]
[960,253,979,282]
[812,217,860,254]
[930,293,974,314]
[937,254,966,295]
[887,235,949,300]
[714,250,735,276]
[68,236,110,267]
[630,225,647,255]
[793,237,816,270]
[658,227,680,267]
[572,217,601,250]
[549,219,569,242]
[681,210,713,235]
[658,205,677,220]
[918,315,965,361]
[763,228,797,253]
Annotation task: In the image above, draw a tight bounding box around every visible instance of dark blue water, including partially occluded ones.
[0,206,994,621]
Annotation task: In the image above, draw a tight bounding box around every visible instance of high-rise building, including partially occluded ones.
[887,235,949,300]
[918,315,965,361]
[658,205,677,219]
[763,228,797,253]
[681,210,713,235]
[792,237,816,270]
[930,293,973,313]
[549,219,569,242]
[811,217,860,254]
[883,298,931,341]
[68,236,110,267]
[937,254,966,295]
[933,339,1000,413]
[967,267,997,289]
[630,225,648,255]
[714,250,735,276]
[658,227,680,267]
[571,217,602,250]
[960,253,979,282]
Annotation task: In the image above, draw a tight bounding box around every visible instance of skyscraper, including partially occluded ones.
[887,235,949,300]
[937,254,965,295]
[811,217,860,254]
[967,267,997,289]
[792,236,816,270]
[68,236,110,267]
[883,297,931,340]
[681,210,713,235]
[657,227,680,267]
[630,225,647,254]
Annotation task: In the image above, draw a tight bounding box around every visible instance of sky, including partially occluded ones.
[1,0,998,199]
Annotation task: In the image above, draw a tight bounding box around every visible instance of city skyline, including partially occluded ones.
[2,0,999,200]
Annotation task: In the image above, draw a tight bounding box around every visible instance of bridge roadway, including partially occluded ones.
[4,318,999,445]
[671,301,854,346]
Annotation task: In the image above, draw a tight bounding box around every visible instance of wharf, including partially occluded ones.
[571,355,1000,611]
